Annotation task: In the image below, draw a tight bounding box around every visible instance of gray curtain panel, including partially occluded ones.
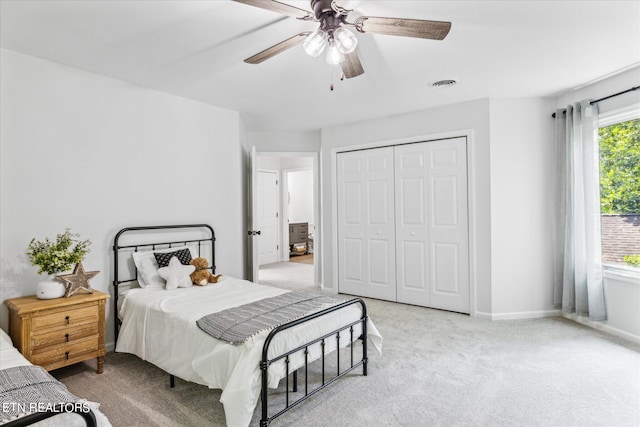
[554,100,607,321]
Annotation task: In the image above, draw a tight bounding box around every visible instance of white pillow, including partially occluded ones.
[157,256,195,290]
[132,245,193,288]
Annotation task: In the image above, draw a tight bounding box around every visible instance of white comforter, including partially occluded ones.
[116,277,382,427]
[0,329,111,427]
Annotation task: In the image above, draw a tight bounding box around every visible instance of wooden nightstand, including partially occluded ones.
[4,291,109,373]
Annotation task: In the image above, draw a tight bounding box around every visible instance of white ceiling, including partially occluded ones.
[1,0,639,131]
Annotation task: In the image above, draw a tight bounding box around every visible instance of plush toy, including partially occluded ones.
[189,257,223,286]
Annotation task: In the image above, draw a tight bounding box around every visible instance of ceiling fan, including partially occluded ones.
[233,0,451,80]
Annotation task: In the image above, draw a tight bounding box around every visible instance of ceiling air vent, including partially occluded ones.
[432,79,457,87]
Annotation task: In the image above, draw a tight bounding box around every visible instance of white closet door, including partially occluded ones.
[337,147,396,301]
[395,138,470,313]
[395,143,429,304]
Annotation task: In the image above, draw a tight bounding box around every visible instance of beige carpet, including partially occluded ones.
[288,254,314,265]
[52,296,640,427]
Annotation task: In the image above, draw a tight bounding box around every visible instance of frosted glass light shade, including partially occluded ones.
[333,27,358,54]
[303,29,328,57]
[325,41,343,65]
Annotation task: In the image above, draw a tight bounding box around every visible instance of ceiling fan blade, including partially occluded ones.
[341,50,364,79]
[354,16,451,40]
[231,0,314,20]
[244,32,311,64]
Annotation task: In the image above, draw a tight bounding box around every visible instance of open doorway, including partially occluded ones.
[255,153,318,292]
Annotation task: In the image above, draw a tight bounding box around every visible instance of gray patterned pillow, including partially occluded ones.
[154,248,192,268]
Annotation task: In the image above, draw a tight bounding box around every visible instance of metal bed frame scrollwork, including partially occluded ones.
[6,409,96,427]
[112,224,369,426]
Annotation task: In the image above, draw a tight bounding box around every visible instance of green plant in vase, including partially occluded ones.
[27,228,91,299]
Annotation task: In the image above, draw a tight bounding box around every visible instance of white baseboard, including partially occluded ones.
[562,313,640,344]
[475,309,561,320]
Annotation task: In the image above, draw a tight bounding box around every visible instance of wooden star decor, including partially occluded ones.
[57,261,99,298]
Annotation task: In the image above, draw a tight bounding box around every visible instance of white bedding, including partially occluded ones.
[116,277,382,427]
[0,329,111,427]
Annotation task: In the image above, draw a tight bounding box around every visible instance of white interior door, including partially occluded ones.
[395,138,469,313]
[258,170,279,265]
[337,147,396,301]
[248,146,259,282]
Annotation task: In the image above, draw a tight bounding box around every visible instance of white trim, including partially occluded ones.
[598,103,640,127]
[474,311,493,320]
[330,129,478,316]
[604,264,640,284]
[489,310,562,320]
[562,313,640,344]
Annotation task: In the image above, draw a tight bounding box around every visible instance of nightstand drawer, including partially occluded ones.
[5,291,109,373]
[31,334,99,365]
[31,323,98,349]
[32,305,98,332]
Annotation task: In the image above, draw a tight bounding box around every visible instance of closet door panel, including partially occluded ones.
[428,138,470,313]
[338,137,469,313]
[337,147,396,301]
[395,144,429,304]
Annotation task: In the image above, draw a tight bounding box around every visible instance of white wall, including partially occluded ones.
[320,98,494,314]
[288,169,314,224]
[555,67,640,113]
[0,48,244,347]
[247,130,320,153]
[489,98,558,318]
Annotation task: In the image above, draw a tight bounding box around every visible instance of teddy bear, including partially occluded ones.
[189,257,223,286]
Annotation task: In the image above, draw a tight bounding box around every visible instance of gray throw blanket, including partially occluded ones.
[0,365,82,422]
[196,291,343,344]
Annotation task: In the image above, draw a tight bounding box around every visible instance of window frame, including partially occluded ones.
[597,103,640,277]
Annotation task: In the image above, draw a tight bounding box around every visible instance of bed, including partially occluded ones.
[0,329,111,427]
[112,224,382,427]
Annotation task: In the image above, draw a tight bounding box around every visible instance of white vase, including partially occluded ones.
[36,276,66,299]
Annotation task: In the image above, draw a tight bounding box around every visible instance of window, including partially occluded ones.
[598,108,640,269]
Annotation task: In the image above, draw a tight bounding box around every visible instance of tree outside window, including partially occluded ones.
[599,118,640,268]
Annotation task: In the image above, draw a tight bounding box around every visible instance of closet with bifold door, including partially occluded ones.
[337,137,470,314]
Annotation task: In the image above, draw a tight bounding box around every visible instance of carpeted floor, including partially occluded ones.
[53,293,640,427]
[258,261,314,290]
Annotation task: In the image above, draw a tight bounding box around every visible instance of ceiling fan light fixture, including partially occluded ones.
[325,40,343,65]
[303,29,328,57]
[333,27,358,54]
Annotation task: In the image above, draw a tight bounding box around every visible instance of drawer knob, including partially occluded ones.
[65,315,70,325]
[65,333,70,342]
[65,351,70,360]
